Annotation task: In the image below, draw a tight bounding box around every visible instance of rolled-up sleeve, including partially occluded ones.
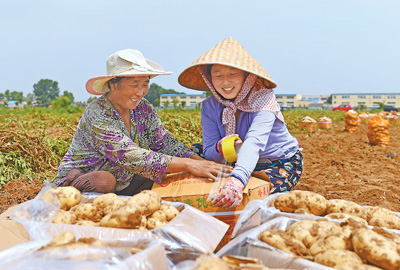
[231,111,275,185]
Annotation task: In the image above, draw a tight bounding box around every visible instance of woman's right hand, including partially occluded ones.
[166,157,232,181]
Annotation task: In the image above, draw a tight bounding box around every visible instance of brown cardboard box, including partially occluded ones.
[298,116,317,132]
[152,173,272,250]
[0,205,30,252]
[317,117,332,129]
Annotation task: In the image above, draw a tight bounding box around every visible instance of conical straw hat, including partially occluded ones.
[178,37,277,91]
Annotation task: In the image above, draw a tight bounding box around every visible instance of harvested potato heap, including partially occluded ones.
[298,116,317,132]
[273,190,400,230]
[317,116,332,129]
[40,187,180,230]
[259,219,400,270]
[345,110,360,132]
[37,231,143,261]
[367,114,390,146]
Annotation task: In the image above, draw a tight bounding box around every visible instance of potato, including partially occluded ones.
[372,226,400,246]
[146,217,167,229]
[365,206,398,221]
[40,187,81,210]
[368,214,400,230]
[139,215,147,228]
[221,255,261,267]
[197,255,230,270]
[326,199,367,220]
[100,204,142,229]
[77,237,108,247]
[93,193,118,209]
[75,220,98,226]
[52,209,76,224]
[259,229,311,259]
[310,234,351,256]
[128,190,161,216]
[273,190,327,215]
[41,231,76,249]
[352,227,400,270]
[325,213,368,226]
[160,204,180,221]
[70,203,102,222]
[335,262,382,270]
[103,198,128,215]
[314,249,363,268]
[286,219,342,248]
[148,210,167,222]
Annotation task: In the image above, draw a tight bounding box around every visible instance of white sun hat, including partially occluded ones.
[86,49,172,95]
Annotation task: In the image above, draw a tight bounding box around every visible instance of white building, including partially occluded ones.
[160,93,207,108]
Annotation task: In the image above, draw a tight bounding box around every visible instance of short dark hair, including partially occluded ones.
[107,77,124,90]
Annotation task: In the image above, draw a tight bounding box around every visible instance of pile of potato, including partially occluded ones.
[267,190,400,269]
[259,218,400,269]
[39,187,180,230]
[37,231,144,261]
[273,190,400,230]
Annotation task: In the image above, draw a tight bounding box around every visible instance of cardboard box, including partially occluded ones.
[8,198,228,263]
[0,205,30,252]
[298,116,317,132]
[152,173,272,250]
[0,234,168,270]
[217,217,336,270]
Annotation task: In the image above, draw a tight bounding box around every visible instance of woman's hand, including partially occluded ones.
[217,134,243,155]
[166,157,232,181]
[187,159,232,180]
[212,177,244,207]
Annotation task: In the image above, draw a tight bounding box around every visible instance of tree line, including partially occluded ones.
[1,79,184,109]
[0,79,75,109]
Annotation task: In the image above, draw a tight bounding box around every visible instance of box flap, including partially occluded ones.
[0,219,30,251]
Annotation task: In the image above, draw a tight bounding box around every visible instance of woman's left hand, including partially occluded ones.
[212,177,244,207]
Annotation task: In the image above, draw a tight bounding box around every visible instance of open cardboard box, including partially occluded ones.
[0,235,168,270]
[4,194,229,263]
[217,216,335,270]
[152,172,272,250]
[0,205,30,251]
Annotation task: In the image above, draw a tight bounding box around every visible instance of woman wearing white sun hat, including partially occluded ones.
[54,49,231,195]
[179,37,303,207]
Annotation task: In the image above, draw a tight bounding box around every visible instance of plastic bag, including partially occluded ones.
[9,182,228,263]
[0,236,167,270]
[217,217,335,270]
[344,110,359,132]
[367,114,390,146]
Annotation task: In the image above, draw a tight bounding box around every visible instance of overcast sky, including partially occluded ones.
[1,0,399,102]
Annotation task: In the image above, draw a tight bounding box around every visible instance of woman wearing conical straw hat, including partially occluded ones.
[179,37,303,207]
[54,49,232,195]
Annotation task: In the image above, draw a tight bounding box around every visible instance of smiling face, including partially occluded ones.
[210,64,247,100]
[107,76,150,113]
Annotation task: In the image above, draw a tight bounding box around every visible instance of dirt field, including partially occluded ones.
[1,122,399,214]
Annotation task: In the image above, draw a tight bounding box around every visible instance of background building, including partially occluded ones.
[275,94,329,109]
[160,93,207,108]
[332,93,400,109]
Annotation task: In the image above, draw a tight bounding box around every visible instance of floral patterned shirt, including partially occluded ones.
[54,95,193,191]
